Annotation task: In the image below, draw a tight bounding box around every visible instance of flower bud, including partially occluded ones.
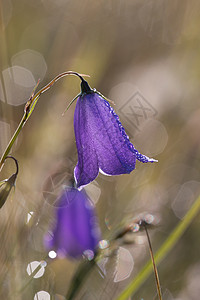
[44,187,101,259]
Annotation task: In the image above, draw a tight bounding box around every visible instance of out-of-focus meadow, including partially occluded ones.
[0,0,200,299]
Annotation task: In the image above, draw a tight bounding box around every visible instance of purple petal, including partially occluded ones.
[45,187,101,259]
[74,92,157,188]
[74,94,99,188]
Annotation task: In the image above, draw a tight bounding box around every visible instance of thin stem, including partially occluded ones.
[0,114,26,171]
[0,71,89,171]
[5,156,19,175]
[144,224,162,300]
[116,194,200,300]
[33,71,89,98]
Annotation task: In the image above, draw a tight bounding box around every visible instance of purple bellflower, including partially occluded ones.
[71,76,157,189]
[44,187,101,259]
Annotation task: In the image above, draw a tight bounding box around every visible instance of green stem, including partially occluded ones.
[116,194,200,300]
[65,258,96,300]
[0,113,26,171]
[0,71,89,171]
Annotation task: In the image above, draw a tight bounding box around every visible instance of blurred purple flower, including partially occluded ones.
[44,187,101,259]
[74,78,157,189]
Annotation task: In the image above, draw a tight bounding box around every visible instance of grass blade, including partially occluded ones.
[116,194,200,300]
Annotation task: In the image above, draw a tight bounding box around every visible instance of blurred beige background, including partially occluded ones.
[0,1,200,299]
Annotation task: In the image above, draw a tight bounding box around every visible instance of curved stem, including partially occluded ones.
[0,115,26,171]
[33,71,89,98]
[5,156,19,175]
[0,71,89,171]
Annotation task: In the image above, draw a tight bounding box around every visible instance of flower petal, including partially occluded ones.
[74,92,157,188]
[84,93,137,175]
[45,187,100,259]
[74,95,99,188]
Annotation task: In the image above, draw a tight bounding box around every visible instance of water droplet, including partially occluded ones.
[48,250,57,259]
[130,223,140,232]
[83,249,94,261]
[99,239,109,250]
[40,260,47,267]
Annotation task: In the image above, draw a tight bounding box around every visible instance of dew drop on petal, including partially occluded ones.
[34,291,50,300]
[26,261,45,278]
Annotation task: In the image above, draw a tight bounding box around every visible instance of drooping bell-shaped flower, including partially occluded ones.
[72,77,157,189]
[44,187,101,259]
